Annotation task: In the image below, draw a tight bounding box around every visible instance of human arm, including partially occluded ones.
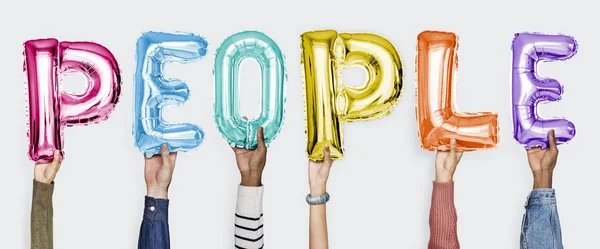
[308,146,334,249]
[138,144,177,249]
[233,126,267,249]
[520,130,563,249]
[428,139,462,249]
[31,150,61,249]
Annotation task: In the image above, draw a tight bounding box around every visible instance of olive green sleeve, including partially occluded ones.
[31,179,54,249]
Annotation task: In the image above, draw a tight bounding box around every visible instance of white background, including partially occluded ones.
[1,0,598,248]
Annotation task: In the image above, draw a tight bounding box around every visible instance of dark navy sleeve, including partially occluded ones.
[138,196,170,249]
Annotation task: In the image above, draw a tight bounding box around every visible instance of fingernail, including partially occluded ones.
[325,146,330,152]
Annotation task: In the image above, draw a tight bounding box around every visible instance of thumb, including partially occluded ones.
[449,139,457,156]
[323,146,333,169]
[51,150,62,171]
[52,150,61,164]
[257,127,267,150]
[548,129,558,153]
[160,144,170,161]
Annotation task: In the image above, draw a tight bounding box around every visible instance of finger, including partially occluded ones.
[526,147,541,154]
[257,126,267,150]
[548,129,558,153]
[243,116,248,120]
[449,139,457,156]
[323,146,333,169]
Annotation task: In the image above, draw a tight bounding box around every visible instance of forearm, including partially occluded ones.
[31,180,55,249]
[309,183,328,249]
[138,196,170,249]
[309,204,328,249]
[428,181,459,249]
[235,185,264,249]
[533,169,553,189]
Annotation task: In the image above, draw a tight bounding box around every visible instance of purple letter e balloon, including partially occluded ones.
[511,32,577,149]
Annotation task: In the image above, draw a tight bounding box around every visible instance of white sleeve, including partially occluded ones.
[234,185,264,249]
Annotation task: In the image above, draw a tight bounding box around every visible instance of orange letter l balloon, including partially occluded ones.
[416,31,499,151]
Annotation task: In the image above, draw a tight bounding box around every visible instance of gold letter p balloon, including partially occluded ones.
[301,30,403,161]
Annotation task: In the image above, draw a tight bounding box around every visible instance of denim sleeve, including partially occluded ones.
[138,196,170,249]
[520,189,563,249]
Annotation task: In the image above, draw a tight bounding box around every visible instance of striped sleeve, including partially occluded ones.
[235,185,264,249]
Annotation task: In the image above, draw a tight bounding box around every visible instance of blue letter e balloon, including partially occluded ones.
[133,32,207,157]
[214,31,287,149]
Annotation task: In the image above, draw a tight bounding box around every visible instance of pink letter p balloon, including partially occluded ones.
[24,39,121,163]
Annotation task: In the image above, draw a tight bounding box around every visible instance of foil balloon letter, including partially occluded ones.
[416,31,499,151]
[133,32,207,157]
[301,30,403,160]
[214,31,286,149]
[24,39,122,163]
[512,32,577,149]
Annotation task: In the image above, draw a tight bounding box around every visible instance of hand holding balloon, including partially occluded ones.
[34,150,61,184]
[308,146,334,196]
[144,144,177,199]
[233,117,267,187]
[527,130,559,189]
[435,139,463,183]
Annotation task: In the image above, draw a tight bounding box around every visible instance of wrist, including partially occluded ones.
[435,173,453,183]
[147,186,168,199]
[533,169,553,189]
[241,171,263,187]
[34,176,52,184]
[310,185,326,196]
[34,169,54,184]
